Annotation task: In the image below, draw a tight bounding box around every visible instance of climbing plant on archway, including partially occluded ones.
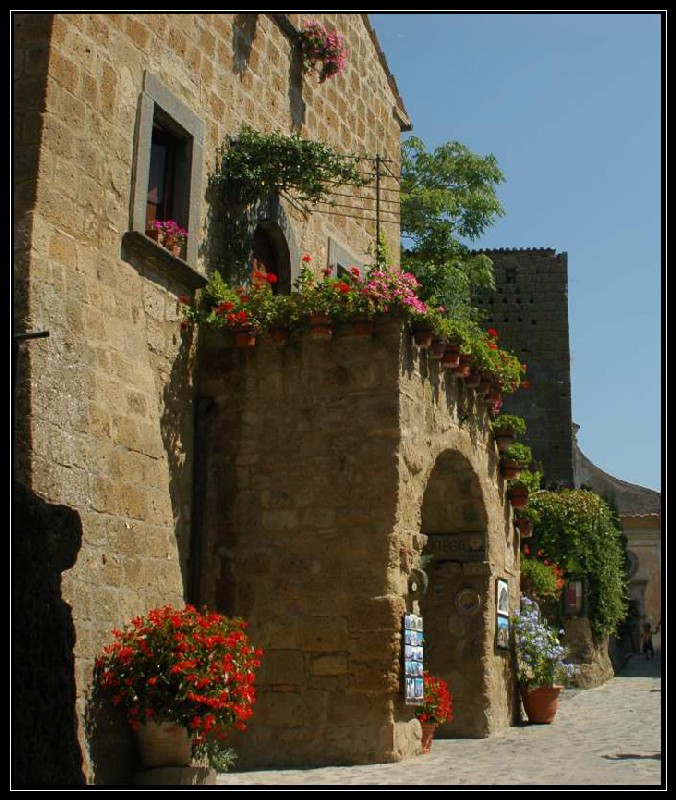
[528,490,628,637]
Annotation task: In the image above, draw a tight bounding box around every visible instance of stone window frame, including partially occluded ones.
[327,237,365,279]
[127,72,205,285]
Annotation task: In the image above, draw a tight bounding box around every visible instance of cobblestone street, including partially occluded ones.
[217,655,662,788]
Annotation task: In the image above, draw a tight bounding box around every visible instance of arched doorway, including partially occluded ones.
[420,450,491,738]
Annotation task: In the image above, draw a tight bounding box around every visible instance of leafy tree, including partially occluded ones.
[400,136,505,318]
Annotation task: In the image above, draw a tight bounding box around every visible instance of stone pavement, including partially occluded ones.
[217,655,662,788]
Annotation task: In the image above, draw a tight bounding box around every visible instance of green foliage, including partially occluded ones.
[501,443,532,466]
[207,126,366,281]
[509,468,543,494]
[210,126,366,208]
[528,491,629,636]
[193,740,238,773]
[400,136,505,313]
[370,231,393,270]
[491,414,527,437]
[521,555,562,601]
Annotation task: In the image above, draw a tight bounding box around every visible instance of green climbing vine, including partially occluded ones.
[528,490,628,637]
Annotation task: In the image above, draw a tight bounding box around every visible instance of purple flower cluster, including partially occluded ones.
[513,596,578,688]
[300,21,347,84]
[363,267,428,316]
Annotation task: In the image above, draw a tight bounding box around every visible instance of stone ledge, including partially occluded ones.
[122,230,207,291]
[133,766,216,785]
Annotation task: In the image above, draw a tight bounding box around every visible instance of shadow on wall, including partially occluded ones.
[160,321,198,600]
[85,676,138,786]
[232,13,258,76]
[12,482,85,786]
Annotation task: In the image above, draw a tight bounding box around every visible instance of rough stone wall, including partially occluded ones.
[562,617,614,689]
[474,248,574,487]
[623,515,662,651]
[13,13,405,783]
[396,336,520,737]
[198,321,519,767]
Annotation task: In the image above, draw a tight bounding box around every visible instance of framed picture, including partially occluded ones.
[496,578,509,618]
[496,615,510,650]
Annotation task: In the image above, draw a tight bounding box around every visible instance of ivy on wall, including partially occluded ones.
[528,489,628,637]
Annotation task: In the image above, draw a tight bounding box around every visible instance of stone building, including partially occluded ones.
[13,13,520,784]
[477,248,661,678]
[474,248,574,487]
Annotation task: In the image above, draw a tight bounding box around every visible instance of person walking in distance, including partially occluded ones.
[641,620,660,660]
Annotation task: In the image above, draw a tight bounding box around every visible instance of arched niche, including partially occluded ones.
[251,194,299,294]
[420,449,491,738]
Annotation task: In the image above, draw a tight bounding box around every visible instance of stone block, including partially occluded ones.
[309,653,349,676]
[297,617,348,652]
[258,649,304,686]
[348,595,405,633]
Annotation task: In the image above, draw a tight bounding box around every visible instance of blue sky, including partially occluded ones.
[371,12,662,492]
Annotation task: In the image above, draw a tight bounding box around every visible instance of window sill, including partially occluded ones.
[122,230,207,291]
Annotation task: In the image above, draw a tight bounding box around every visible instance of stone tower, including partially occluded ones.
[474,248,574,487]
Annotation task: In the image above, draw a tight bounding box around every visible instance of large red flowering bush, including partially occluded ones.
[415,673,453,725]
[94,605,262,748]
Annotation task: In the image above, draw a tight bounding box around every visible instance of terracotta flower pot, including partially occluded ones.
[441,344,460,369]
[500,459,522,480]
[464,369,481,388]
[507,486,529,509]
[234,328,257,348]
[352,318,375,337]
[411,325,434,348]
[136,721,193,768]
[420,722,436,754]
[269,326,290,347]
[494,431,517,452]
[515,516,533,538]
[170,243,184,259]
[520,685,563,724]
[310,313,334,340]
[453,354,472,378]
[429,338,447,360]
[145,228,165,246]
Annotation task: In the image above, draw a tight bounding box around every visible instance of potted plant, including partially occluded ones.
[514,505,540,538]
[299,19,348,84]
[148,220,188,259]
[513,596,577,723]
[507,467,541,508]
[414,673,453,753]
[294,259,354,339]
[94,604,262,770]
[491,414,527,452]
[266,293,300,346]
[201,270,276,347]
[500,443,532,480]
[342,266,378,336]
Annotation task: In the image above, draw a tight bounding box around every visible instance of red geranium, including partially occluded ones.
[415,673,453,725]
[94,605,262,744]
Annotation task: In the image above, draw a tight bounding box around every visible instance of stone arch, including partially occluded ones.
[419,449,495,738]
[252,194,300,294]
[251,222,289,293]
